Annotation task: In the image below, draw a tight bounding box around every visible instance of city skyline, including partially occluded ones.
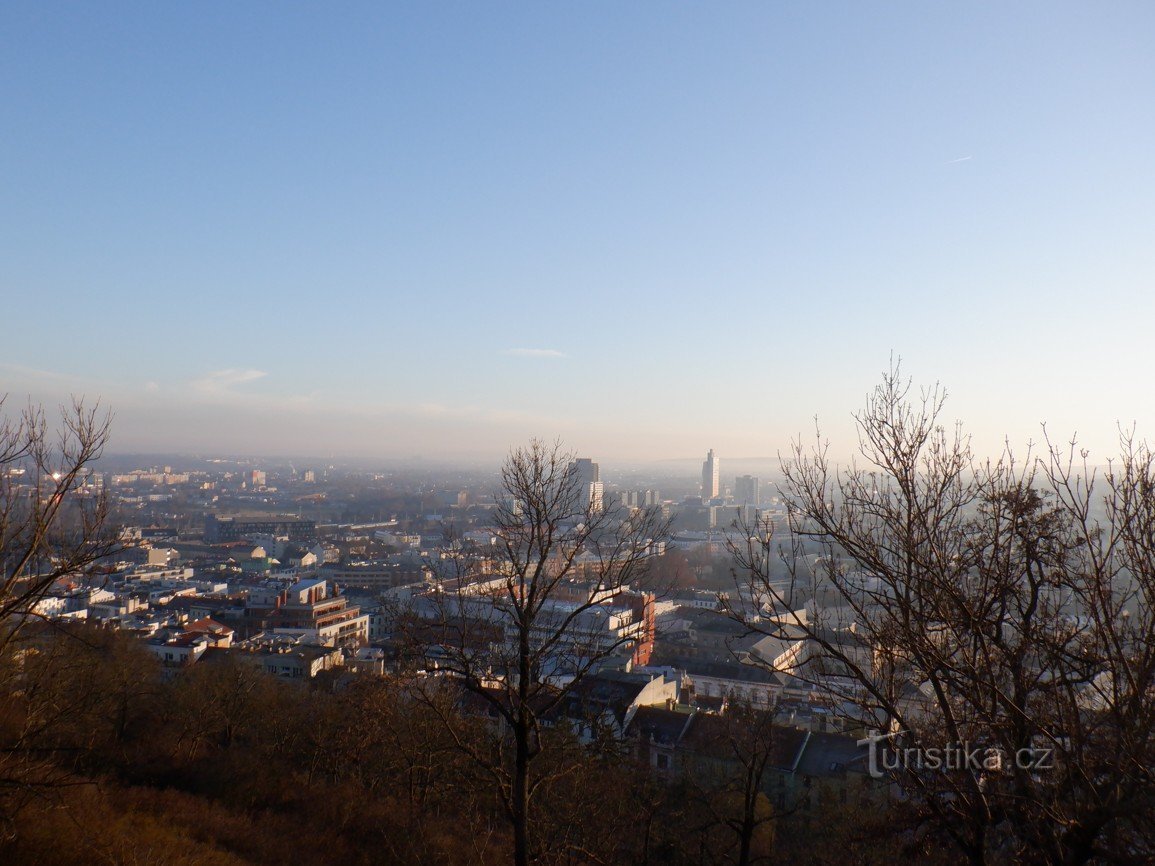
[4,3,1155,463]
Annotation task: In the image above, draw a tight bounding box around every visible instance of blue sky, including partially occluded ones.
[3,3,1154,463]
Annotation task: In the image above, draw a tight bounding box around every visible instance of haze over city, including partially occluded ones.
[7,6,1155,864]
[4,2,1154,463]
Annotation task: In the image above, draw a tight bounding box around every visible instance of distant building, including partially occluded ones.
[235,640,344,679]
[204,514,317,544]
[246,578,369,647]
[146,546,178,566]
[617,490,639,509]
[628,706,876,816]
[148,632,210,667]
[183,617,235,648]
[323,561,427,590]
[712,504,755,529]
[672,503,713,532]
[570,457,604,512]
[617,489,661,509]
[701,449,720,501]
[110,470,189,486]
[734,474,760,507]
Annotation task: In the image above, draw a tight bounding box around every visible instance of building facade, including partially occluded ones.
[701,449,720,501]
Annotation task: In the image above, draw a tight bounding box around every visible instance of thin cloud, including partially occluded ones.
[0,362,72,381]
[190,368,268,394]
[502,348,567,359]
[946,155,973,164]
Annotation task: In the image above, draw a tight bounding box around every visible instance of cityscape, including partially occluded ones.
[4,4,1155,865]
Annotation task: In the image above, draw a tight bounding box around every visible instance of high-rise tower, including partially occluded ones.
[701,449,720,501]
[569,457,604,512]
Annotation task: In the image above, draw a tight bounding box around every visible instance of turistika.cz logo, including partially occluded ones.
[856,731,1055,780]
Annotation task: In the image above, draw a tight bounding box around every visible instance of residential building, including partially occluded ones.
[734,474,760,506]
[245,577,369,646]
[204,513,317,544]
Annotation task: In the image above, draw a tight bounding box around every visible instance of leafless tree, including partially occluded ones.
[0,397,116,645]
[724,364,1155,865]
[404,439,670,866]
[678,701,782,866]
[0,396,119,825]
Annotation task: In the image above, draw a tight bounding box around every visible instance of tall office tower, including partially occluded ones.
[702,449,720,501]
[570,457,604,512]
[735,474,761,506]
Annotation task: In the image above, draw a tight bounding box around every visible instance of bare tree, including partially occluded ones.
[724,364,1155,865]
[678,702,782,866]
[0,397,117,651]
[405,439,670,866]
[0,396,118,824]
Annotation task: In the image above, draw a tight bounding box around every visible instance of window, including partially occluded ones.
[656,753,669,770]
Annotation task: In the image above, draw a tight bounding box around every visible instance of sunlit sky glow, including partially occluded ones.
[3,3,1154,464]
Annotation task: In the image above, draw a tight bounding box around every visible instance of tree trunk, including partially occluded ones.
[738,769,757,866]
[514,627,533,866]
[738,814,754,866]
[513,729,530,866]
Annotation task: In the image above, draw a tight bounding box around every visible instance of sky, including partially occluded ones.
[2,3,1154,465]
